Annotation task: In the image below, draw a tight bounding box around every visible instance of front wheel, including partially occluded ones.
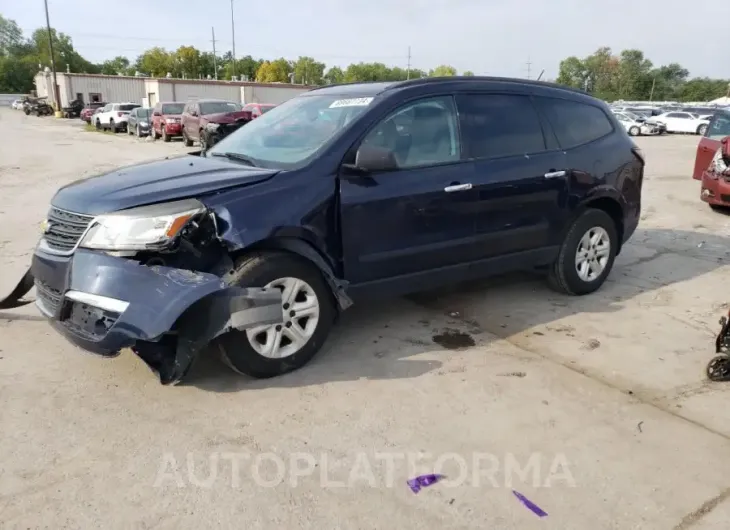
[199,130,209,150]
[548,209,618,295]
[182,129,193,147]
[162,128,170,142]
[628,126,640,136]
[216,251,336,379]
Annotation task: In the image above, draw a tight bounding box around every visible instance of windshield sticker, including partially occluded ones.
[329,97,374,108]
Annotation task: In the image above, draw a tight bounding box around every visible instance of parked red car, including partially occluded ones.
[80,102,106,123]
[151,101,185,142]
[242,103,276,119]
[181,99,251,149]
[695,108,730,208]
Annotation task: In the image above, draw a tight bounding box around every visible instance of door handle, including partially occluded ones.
[544,170,566,179]
[444,183,472,192]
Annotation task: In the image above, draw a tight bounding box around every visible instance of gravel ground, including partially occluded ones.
[2,108,730,529]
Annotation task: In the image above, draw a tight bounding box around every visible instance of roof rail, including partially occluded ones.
[382,76,589,96]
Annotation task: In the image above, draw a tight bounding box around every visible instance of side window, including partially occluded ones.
[360,96,460,169]
[456,93,546,159]
[537,97,614,149]
[666,113,680,118]
[708,113,730,139]
[103,104,112,112]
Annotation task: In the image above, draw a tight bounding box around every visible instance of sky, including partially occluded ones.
[3,0,727,79]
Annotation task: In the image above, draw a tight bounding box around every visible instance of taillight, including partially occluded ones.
[117,112,123,117]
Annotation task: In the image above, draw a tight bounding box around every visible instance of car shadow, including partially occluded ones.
[185,227,730,393]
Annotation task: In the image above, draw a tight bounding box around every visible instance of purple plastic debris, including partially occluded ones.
[512,490,548,517]
[406,474,446,494]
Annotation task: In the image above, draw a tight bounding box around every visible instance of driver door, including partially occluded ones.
[339,95,479,284]
[694,111,730,179]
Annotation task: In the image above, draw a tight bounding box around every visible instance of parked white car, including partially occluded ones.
[11,99,24,110]
[94,102,141,132]
[612,111,663,136]
[649,111,710,135]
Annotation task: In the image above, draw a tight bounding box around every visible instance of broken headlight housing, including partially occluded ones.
[79,199,205,251]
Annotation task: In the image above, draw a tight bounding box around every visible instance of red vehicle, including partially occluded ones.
[242,103,276,119]
[151,101,185,142]
[80,102,106,123]
[695,108,730,208]
[180,99,251,149]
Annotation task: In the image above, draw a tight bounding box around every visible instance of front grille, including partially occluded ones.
[44,207,94,252]
[35,280,62,314]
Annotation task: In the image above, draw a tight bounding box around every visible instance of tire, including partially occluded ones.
[628,126,640,136]
[547,208,618,296]
[182,129,194,147]
[136,125,142,138]
[216,251,336,379]
[162,128,170,142]
[95,119,101,130]
[127,123,133,135]
[199,130,209,150]
[109,119,116,132]
[697,124,708,136]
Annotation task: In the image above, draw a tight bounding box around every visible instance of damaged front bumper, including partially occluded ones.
[31,247,283,385]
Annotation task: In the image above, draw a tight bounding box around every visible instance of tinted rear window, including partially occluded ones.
[161,103,184,114]
[707,111,730,140]
[261,106,275,114]
[119,104,140,111]
[537,97,614,149]
[456,94,546,159]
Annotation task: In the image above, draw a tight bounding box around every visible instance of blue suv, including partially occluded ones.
[19,77,643,384]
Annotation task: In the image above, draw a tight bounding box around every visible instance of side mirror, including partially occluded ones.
[353,144,398,172]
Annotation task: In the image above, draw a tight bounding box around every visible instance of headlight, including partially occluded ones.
[140,121,148,126]
[79,199,205,251]
[206,122,220,131]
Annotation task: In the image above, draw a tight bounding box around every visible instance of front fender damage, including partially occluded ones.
[134,285,282,385]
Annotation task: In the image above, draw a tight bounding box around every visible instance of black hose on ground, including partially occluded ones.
[0,269,35,309]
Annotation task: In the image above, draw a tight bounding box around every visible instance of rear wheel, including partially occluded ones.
[697,124,708,136]
[216,251,336,378]
[628,126,640,136]
[548,209,618,295]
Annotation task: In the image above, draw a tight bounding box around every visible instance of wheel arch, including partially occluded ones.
[578,193,625,253]
[229,236,352,312]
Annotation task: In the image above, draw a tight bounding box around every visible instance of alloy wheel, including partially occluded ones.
[245,277,320,359]
[574,226,611,282]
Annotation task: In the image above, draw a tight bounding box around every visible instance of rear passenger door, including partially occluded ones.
[456,93,570,258]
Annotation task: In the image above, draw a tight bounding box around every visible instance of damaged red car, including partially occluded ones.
[151,102,185,142]
[695,108,730,208]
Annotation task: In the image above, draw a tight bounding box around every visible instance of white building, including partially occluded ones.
[34,71,313,108]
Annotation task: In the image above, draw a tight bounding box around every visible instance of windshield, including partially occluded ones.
[200,101,241,115]
[139,108,152,119]
[208,94,375,169]
[162,103,184,114]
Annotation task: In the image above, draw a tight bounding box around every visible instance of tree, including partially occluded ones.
[175,46,203,78]
[429,65,457,77]
[99,56,131,75]
[556,56,586,89]
[255,60,289,83]
[0,15,24,56]
[135,47,175,77]
[463,70,475,76]
[324,66,344,84]
[0,55,37,92]
[292,56,325,85]
[32,28,98,74]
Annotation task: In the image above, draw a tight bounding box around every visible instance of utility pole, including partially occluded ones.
[406,46,411,80]
[43,0,61,115]
[649,77,656,102]
[525,56,532,80]
[230,0,236,78]
[211,27,218,80]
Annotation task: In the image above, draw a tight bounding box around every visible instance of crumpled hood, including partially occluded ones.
[52,154,278,215]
